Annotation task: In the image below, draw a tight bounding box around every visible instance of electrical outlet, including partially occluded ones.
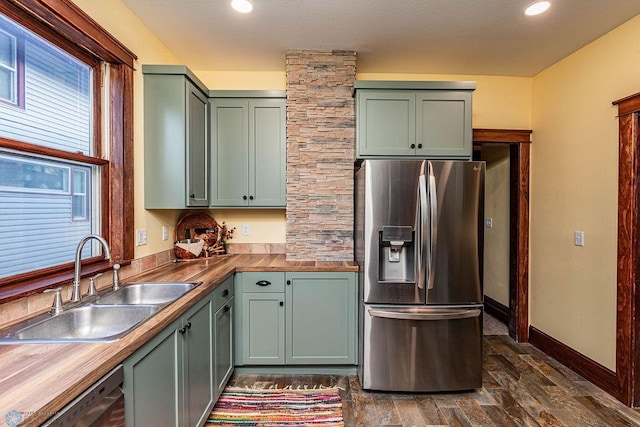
[136,228,148,246]
[574,231,584,247]
[162,226,169,241]
[242,224,250,236]
[485,217,493,228]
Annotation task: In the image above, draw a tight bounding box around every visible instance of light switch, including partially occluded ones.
[485,217,493,228]
[136,228,147,246]
[574,231,584,247]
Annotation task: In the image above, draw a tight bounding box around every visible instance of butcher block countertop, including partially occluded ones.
[0,254,358,426]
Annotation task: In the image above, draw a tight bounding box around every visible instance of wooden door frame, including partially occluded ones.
[473,128,531,342]
[613,92,640,406]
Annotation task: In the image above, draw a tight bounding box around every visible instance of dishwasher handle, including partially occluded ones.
[369,308,481,321]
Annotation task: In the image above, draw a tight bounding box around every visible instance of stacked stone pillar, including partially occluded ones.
[285,50,356,261]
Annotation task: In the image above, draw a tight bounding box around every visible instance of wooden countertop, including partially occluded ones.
[0,254,358,426]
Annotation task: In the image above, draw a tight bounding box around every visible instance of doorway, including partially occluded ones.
[473,129,531,342]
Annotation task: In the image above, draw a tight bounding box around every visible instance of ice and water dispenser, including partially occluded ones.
[379,225,415,283]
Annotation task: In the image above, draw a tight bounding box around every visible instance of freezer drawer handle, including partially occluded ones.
[369,308,481,321]
[256,280,271,286]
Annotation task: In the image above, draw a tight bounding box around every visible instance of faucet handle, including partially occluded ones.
[112,263,121,291]
[44,287,64,315]
[88,273,102,296]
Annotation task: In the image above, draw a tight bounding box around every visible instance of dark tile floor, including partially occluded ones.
[228,335,640,426]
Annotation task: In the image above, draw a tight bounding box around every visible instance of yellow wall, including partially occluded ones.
[530,14,640,370]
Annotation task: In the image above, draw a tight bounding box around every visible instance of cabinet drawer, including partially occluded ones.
[241,272,285,293]
[213,276,234,312]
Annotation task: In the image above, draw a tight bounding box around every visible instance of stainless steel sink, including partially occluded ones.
[1,304,159,343]
[95,282,200,306]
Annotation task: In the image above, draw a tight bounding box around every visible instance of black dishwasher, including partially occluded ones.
[43,364,124,427]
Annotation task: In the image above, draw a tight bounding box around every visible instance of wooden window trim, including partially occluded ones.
[0,0,136,304]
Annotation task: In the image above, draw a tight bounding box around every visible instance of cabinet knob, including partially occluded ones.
[243,195,248,200]
[222,289,229,297]
[417,143,423,149]
[279,301,284,307]
[286,280,291,285]
[189,193,195,198]
[249,195,254,200]
[185,322,192,330]
[410,143,416,149]
[179,326,187,335]
[223,305,230,313]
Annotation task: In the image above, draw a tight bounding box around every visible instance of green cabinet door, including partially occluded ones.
[214,298,234,400]
[143,66,209,208]
[285,272,357,365]
[242,292,285,364]
[210,96,286,207]
[210,99,249,206]
[416,91,472,158]
[356,90,416,156]
[250,99,286,206]
[123,319,181,426]
[186,83,209,207]
[183,296,214,427]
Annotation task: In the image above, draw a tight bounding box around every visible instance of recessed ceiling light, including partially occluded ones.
[231,0,253,13]
[524,1,551,16]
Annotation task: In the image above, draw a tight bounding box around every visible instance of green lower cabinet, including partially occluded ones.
[123,294,215,427]
[235,271,357,366]
[214,297,234,400]
[242,292,285,364]
[184,297,214,427]
[285,272,357,364]
[123,319,181,426]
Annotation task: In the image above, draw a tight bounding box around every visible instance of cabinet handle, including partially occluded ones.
[410,143,416,149]
[286,280,291,285]
[189,193,195,198]
[279,301,284,307]
[223,305,230,313]
[417,143,423,149]
[249,195,254,200]
[243,195,248,200]
[256,280,271,287]
[222,289,229,297]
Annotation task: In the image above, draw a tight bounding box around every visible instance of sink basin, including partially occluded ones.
[2,304,159,343]
[95,282,200,306]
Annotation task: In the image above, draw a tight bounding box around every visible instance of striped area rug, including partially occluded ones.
[207,386,345,426]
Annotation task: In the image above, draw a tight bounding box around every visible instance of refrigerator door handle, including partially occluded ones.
[417,172,428,290]
[427,162,438,290]
[368,308,481,321]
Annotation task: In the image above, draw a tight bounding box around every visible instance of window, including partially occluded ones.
[0,15,24,108]
[0,0,136,300]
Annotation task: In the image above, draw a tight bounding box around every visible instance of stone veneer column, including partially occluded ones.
[285,50,356,261]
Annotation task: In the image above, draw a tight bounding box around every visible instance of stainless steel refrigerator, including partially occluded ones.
[355,159,484,392]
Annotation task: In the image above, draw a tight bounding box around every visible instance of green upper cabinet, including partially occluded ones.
[143,65,209,208]
[355,81,475,159]
[209,92,286,208]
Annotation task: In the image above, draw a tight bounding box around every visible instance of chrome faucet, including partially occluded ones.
[72,234,112,302]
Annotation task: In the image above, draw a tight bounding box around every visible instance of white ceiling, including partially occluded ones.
[120,0,640,77]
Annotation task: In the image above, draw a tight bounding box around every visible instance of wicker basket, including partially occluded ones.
[174,213,233,258]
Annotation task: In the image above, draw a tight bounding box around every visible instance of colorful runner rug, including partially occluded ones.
[207,386,345,426]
